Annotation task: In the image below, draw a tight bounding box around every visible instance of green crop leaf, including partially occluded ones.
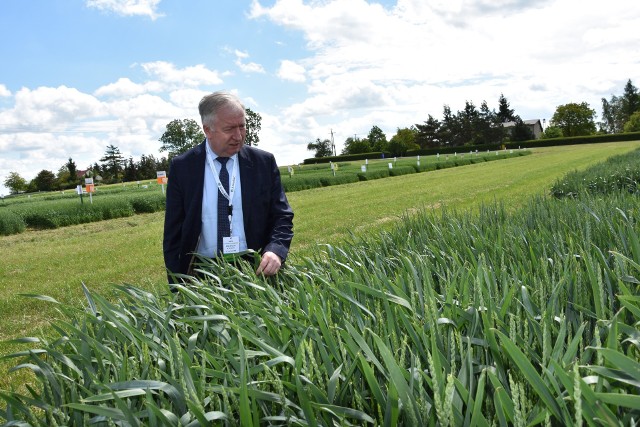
[494,329,566,423]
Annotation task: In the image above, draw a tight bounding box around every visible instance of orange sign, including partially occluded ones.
[85,184,95,193]
[156,171,167,184]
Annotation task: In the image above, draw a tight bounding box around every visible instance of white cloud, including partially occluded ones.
[233,50,266,74]
[94,63,224,99]
[140,61,224,87]
[7,86,103,130]
[278,60,306,82]
[0,74,202,194]
[85,0,164,20]
[94,77,150,98]
[251,0,640,127]
[2,0,639,196]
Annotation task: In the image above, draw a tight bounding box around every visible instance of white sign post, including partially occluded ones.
[84,178,94,204]
[157,171,167,194]
[76,185,84,204]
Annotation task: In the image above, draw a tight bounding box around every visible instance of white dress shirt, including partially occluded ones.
[197,142,248,257]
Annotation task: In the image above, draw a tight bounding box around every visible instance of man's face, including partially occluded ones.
[204,105,246,157]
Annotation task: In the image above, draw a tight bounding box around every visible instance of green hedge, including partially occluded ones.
[128,193,168,213]
[303,152,388,164]
[1,151,530,236]
[282,174,360,192]
[281,177,323,192]
[506,131,640,150]
[413,163,437,173]
[0,209,26,236]
[388,165,416,177]
[12,199,135,229]
[357,168,390,181]
[303,132,640,164]
[2,193,166,235]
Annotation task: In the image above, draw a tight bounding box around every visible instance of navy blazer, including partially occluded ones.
[163,141,294,280]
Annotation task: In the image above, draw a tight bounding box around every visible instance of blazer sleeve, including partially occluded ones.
[163,145,205,281]
[241,148,294,262]
[263,154,294,261]
[163,156,186,280]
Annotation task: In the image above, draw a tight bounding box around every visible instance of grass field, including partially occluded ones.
[1,141,639,393]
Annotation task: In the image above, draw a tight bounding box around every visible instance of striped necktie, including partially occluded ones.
[216,157,230,254]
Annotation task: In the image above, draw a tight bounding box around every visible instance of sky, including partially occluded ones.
[1,0,639,196]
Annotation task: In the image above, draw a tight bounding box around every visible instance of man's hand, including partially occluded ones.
[256,251,282,276]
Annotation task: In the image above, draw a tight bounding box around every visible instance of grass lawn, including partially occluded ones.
[1,140,639,391]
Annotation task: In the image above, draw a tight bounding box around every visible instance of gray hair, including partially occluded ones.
[198,91,245,129]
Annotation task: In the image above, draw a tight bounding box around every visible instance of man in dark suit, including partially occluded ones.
[163,91,294,283]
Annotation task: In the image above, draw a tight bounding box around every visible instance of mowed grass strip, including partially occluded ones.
[287,142,640,251]
[1,140,639,391]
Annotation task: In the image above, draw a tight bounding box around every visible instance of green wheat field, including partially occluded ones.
[1,141,639,425]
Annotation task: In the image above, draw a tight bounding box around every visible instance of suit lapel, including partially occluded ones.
[239,146,255,233]
[189,142,207,228]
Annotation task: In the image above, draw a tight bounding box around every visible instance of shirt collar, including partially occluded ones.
[205,139,238,162]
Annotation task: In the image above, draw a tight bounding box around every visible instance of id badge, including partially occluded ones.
[223,236,241,254]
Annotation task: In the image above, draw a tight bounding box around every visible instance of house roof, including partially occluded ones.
[502,119,541,127]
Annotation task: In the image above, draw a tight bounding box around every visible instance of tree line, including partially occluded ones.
[4,83,639,194]
[3,147,171,195]
[308,79,640,158]
[3,108,262,195]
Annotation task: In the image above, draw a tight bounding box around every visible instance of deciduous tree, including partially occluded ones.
[600,79,640,133]
[551,102,596,137]
[541,125,563,139]
[341,137,370,155]
[367,125,388,152]
[600,95,624,133]
[623,111,640,133]
[4,171,27,194]
[159,118,204,158]
[244,108,262,147]
[307,138,333,158]
[32,170,57,192]
[387,127,418,156]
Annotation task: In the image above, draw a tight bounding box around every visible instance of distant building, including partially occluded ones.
[502,119,543,139]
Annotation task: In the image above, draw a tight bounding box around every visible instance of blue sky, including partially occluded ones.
[1,0,639,195]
